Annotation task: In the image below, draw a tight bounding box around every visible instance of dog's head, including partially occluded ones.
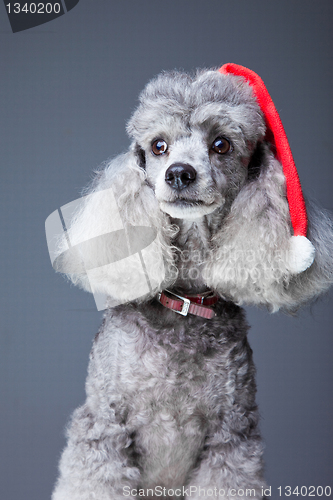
[51,67,333,311]
[127,70,265,221]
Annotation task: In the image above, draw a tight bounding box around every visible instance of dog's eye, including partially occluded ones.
[152,139,168,156]
[211,137,231,155]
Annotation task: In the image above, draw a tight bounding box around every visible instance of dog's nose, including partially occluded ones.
[165,163,197,190]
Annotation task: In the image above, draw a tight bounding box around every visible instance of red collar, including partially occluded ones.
[157,290,218,319]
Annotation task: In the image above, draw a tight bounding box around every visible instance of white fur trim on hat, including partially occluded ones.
[288,235,315,274]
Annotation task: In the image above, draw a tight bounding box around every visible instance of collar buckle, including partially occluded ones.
[158,290,191,316]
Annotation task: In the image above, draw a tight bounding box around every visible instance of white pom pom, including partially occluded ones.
[288,236,315,274]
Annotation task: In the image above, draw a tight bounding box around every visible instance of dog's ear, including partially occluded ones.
[50,150,177,308]
[203,144,333,311]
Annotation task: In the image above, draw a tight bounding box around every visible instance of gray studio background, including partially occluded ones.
[0,1,332,499]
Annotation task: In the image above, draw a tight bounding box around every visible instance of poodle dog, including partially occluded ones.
[51,65,333,500]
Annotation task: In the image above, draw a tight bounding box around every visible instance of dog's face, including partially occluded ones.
[128,70,266,220]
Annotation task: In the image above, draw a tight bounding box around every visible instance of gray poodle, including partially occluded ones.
[51,65,333,500]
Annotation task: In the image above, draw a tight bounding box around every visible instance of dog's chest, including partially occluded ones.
[115,319,235,486]
[88,304,250,486]
[130,353,220,487]
[93,303,249,421]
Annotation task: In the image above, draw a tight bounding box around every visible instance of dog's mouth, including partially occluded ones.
[173,198,206,207]
[159,198,220,219]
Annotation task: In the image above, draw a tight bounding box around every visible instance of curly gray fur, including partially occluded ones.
[52,68,333,500]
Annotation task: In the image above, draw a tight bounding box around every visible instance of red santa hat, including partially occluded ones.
[219,63,315,274]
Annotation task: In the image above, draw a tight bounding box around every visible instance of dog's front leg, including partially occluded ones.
[184,434,267,500]
[52,403,140,500]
